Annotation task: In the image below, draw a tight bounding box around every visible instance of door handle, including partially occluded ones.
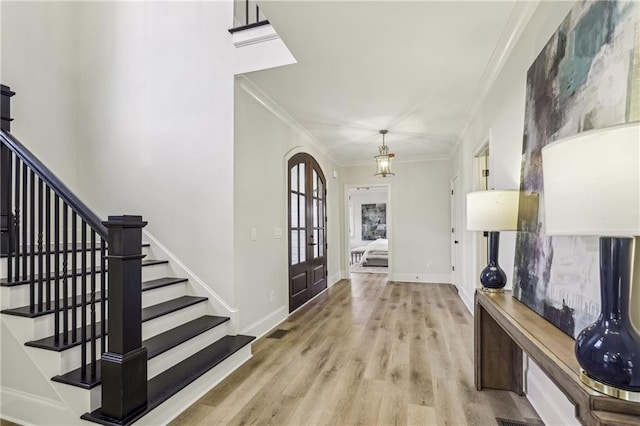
[308,243,317,246]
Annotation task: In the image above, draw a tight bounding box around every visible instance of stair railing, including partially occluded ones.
[229,0,270,33]
[1,85,148,423]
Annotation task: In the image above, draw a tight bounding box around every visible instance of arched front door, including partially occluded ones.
[288,153,327,312]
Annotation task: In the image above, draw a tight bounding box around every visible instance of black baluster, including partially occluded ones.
[81,221,87,377]
[53,194,60,344]
[62,204,68,344]
[90,230,97,378]
[29,170,34,311]
[256,4,259,23]
[71,212,77,342]
[45,186,51,310]
[13,158,20,282]
[100,241,106,355]
[245,0,249,26]
[5,152,13,280]
[21,165,27,292]
[37,178,43,312]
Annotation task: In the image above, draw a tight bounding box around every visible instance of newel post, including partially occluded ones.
[1,84,15,256]
[101,215,148,422]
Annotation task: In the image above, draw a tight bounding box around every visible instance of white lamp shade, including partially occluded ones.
[541,122,640,236]
[466,190,519,231]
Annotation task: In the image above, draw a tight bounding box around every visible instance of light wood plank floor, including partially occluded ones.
[171,274,541,426]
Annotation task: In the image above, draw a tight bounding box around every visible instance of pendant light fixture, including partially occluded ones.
[374,129,395,177]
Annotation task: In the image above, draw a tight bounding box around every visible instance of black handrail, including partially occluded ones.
[228,0,270,33]
[0,129,107,239]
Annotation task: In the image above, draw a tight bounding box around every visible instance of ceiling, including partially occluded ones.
[245,1,535,167]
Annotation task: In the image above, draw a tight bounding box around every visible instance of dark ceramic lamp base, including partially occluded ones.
[575,237,640,402]
[479,232,507,292]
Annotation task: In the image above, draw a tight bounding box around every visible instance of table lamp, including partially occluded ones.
[541,121,640,401]
[466,189,519,292]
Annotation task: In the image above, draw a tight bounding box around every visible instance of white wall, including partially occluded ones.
[1,1,79,187]
[450,1,576,424]
[234,76,341,336]
[340,159,452,283]
[72,1,237,305]
[348,188,387,249]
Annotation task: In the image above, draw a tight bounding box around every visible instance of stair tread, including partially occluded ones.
[1,277,187,318]
[25,295,208,351]
[1,291,105,318]
[142,295,208,322]
[82,334,255,425]
[0,258,167,287]
[51,315,230,389]
[142,277,188,292]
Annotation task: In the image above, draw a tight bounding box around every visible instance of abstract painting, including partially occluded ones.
[513,0,640,338]
[362,203,386,240]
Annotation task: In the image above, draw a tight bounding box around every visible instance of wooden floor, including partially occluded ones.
[171,274,541,426]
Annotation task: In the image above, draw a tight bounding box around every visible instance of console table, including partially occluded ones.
[475,290,640,426]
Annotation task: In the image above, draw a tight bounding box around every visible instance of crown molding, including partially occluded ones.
[237,75,340,166]
[455,0,540,148]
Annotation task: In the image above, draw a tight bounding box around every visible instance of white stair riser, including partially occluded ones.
[1,261,169,309]
[30,304,105,341]
[142,302,209,341]
[1,283,106,311]
[25,342,103,386]
[0,245,152,278]
[148,321,230,379]
[141,282,188,308]
[51,380,101,416]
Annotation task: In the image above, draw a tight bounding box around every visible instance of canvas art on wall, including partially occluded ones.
[513,0,640,338]
[361,203,386,240]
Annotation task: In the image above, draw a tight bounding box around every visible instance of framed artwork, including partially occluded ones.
[362,203,386,240]
[513,0,640,337]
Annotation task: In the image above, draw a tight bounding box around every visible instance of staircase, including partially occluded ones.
[0,85,254,425]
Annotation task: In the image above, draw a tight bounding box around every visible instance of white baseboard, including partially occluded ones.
[240,306,288,340]
[526,358,581,426]
[389,272,452,284]
[340,270,351,280]
[458,285,475,314]
[328,272,341,288]
[1,387,78,426]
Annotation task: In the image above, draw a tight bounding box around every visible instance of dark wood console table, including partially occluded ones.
[475,290,640,426]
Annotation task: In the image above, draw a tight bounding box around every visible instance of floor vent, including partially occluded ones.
[267,329,290,339]
[496,418,543,426]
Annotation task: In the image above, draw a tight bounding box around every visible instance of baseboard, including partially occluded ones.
[240,306,288,340]
[458,285,475,314]
[328,272,341,287]
[389,272,452,284]
[340,270,351,280]
[1,387,78,426]
[525,358,581,426]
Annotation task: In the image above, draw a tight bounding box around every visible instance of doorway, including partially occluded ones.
[288,153,327,313]
[345,185,390,275]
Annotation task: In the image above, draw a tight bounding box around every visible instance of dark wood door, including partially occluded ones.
[288,153,327,313]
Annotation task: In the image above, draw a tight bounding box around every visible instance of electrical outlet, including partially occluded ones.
[270,290,275,302]
[427,261,433,269]
[251,227,257,241]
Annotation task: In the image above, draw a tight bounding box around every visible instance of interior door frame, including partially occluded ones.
[343,183,392,278]
[470,130,494,289]
[287,152,328,313]
[450,174,460,291]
